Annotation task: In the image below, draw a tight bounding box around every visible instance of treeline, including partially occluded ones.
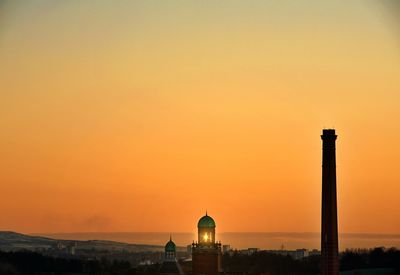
[222,247,400,275]
[0,250,134,275]
[341,247,400,272]
[222,251,320,275]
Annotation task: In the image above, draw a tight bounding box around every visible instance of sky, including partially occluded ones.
[0,1,400,235]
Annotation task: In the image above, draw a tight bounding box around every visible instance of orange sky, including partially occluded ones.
[0,1,400,235]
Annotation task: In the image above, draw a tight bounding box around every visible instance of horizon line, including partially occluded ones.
[23,231,400,237]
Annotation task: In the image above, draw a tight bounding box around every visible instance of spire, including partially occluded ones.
[170,235,172,241]
[206,209,208,216]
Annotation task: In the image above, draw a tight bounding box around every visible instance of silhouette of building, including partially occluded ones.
[222,245,231,254]
[237,248,259,256]
[267,248,310,260]
[159,236,183,275]
[67,242,76,255]
[192,213,222,275]
[321,129,339,275]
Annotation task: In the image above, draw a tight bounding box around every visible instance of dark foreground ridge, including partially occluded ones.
[1,247,400,275]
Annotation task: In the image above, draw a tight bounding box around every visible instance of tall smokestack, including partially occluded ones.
[321,129,339,275]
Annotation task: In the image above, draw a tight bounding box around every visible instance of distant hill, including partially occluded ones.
[0,231,168,252]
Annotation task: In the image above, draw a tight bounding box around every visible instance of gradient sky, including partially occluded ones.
[0,1,400,235]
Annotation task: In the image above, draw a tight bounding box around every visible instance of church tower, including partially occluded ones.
[192,212,222,275]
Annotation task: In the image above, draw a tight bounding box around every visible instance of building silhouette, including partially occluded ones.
[321,129,339,275]
[192,213,222,275]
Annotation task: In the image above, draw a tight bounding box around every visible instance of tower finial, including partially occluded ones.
[170,235,172,241]
[206,209,208,216]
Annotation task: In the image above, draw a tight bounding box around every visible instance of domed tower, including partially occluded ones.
[197,213,216,244]
[165,236,176,261]
[192,212,222,275]
[160,236,183,275]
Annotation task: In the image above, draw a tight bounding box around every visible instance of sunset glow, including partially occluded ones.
[1,1,400,236]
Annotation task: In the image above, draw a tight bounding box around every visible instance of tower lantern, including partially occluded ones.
[192,212,222,275]
[197,212,216,244]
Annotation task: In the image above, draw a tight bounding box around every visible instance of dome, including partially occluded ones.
[165,237,176,252]
[197,213,216,228]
